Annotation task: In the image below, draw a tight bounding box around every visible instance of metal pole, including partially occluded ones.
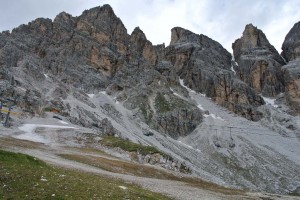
[4,106,11,127]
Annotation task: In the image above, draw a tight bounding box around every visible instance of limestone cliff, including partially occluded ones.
[165,27,264,121]
[232,24,285,97]
[281,21,300,114]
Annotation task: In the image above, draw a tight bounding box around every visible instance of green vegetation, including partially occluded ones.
[140,103,153,123]
[43,107,60,113]
[61,154,177,180]
[155,93,171,113]
[61,153,245,196]
[0,149,170,200]
[100,136,162,156]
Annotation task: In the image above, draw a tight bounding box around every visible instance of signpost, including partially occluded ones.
[0,98,19,127]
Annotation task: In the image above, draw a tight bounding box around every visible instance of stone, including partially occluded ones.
[282,21,300,62]
[165,27,264,120]
[232,24,285,97]
[281,21,300,114]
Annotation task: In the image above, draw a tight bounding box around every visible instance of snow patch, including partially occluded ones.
[197,104,205,111]
[261,96,278,108]
[15,124,76,143]
[59,121,69,125]
[204,113,225,121]
[87,94,95,98]
[170,87,183,98]
[179,79,196,94]
[100,91,107,95]
[179,78,206,96]
[230,65,236,75]
[113,96,120,104]
[44,74,49,79]
[178,140,194,149]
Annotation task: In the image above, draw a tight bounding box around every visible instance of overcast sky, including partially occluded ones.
[1,0,300,53]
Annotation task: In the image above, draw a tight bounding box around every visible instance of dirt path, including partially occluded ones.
[1,137,297,200]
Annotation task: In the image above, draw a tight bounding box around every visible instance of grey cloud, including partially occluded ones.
[1,0,300,52]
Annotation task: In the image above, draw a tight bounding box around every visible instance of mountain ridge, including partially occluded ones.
[0,4,300,197]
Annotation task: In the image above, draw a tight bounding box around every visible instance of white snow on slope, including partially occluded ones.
[261,96,278,108]
[175,77,300,192]
[170,88,183,98]
[178,140,194,149]
[59,121,69,125]
[197,104,205,111]
[179,79,196,94]
[55,77,300,193]
[180,79,224,120]
[15,124,75,143]
[230,65,236,75]
[87,94,95,98]
[203,113,225,121]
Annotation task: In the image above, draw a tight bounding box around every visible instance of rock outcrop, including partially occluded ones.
[282,21,300,62]
[129,27,157,65]
[1,4,300,196]
[164,27,264,121]
[232,24,285,97]
[281,21,300,114]
[1,4,295,132]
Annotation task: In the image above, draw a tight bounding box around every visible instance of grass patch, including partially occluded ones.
[100,136,162,156]
[61,153,245,196]
[155,93,171,113]
[61,154,178,180]
[0,149,171,200]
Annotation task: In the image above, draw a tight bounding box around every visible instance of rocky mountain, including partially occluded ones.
[232,24,286,97]
[0,4,300,197]
[281,21,300,114]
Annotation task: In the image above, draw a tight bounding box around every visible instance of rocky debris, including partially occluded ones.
[1,4,300,197]
[258,104,300,135]
[97,118,116,136]
[111,63,203,138]
[232,24,285,97]
[0,4,267,130]
[165,27,264,121]
[129,152,192,174]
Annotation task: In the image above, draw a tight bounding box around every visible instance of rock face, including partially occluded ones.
[282,21,300,62]
[281,22,300,114]
[129,27,157,65]
[0,5,268,126]
[1,4,300,196]
[232,24,286,97]
[164,27,264,121]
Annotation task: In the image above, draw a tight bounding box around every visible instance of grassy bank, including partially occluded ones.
[100,136,163,156]
[0,149,170,200]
